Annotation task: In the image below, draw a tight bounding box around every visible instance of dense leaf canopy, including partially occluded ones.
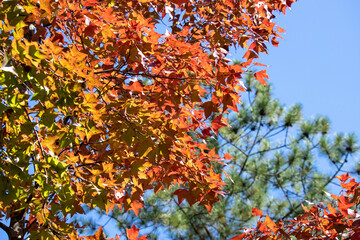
[0,0,294,239]
[86,76,358,239]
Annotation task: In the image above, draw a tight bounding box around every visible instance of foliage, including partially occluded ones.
[0,0,295,239]
[238,173,360,240]
[99,76,359,239]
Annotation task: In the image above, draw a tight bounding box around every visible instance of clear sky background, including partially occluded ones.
[249,0,360,177]
[257,0,360,138]
[1,0,360,239]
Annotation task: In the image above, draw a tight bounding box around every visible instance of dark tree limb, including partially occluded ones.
[0,221,11,238]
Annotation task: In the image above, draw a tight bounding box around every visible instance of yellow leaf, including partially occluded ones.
[103,162,114,173]
[39,0,52,16]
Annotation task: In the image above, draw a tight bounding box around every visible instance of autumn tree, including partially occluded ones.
[0,0,295,239]
[84,74,358,239]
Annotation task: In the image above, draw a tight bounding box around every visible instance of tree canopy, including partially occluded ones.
[82,75,358,239]
[0,0,294,239]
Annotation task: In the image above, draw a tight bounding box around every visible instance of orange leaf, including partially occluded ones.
[336,173,351,182]
[328,203,337,215]
[277,26,286,33]
[224,153,234,160]
[301,203,309,212]
[39,0,52,16]
[102,162,114,173]
[204,203,213,213]
[84,226,106,240]
[131,201,144,216]
[211,114,227,134]
[94,226,104,240]
[126,225,140,240]
[123,81,144,92]
[254,70,269,85]
[253,62,269,67]
[337,195,355,216]
[264,215,277,233]
[251,207,264,216]
[243,50,259,61]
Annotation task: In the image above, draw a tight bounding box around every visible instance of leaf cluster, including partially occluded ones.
[104,75,358,239]
[239,174,360,240]
[0,0,294,239]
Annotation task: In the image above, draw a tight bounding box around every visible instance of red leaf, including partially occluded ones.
[173,189,188,204]
[336,173,351,182]
[254,70,269,85]
[82,0,100,7]
[200,101,219,119]
[271,37,279,47]
[211,114,227,134]
[222,93,238,112]
[351,232,360,240]
[201,127,212,137]
[51,33,64,43]
[230,233,245,240]
[251,207,264,216]
[172,0,189,4]
[84,24,98,37]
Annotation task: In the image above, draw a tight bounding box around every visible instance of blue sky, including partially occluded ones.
[249,0,360,178]
[1,0,359,239]
[257,0,360,137]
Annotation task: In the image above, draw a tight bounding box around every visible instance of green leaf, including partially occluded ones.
[121,127,136,146]
[40,111,57,128]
